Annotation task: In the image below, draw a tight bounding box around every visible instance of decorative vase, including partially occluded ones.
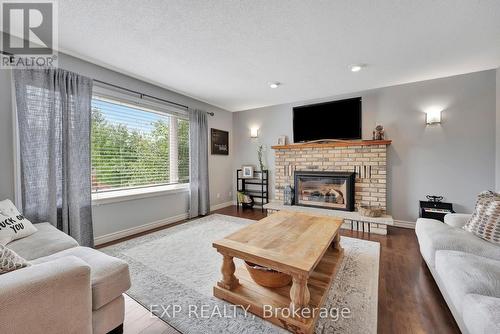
[284,185,294,205]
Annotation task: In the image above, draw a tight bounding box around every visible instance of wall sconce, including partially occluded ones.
[425,108,442,125]
[250,127,259,138]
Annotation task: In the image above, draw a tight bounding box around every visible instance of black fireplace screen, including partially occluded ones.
[294,171,355,211]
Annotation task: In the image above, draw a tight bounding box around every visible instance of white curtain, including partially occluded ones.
[188,108,210,217]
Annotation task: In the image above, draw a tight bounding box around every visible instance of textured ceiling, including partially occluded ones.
[56,0,500,111]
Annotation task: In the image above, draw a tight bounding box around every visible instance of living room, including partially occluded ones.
[0,1,499,334]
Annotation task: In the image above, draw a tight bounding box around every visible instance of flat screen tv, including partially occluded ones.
[293,97,362,142]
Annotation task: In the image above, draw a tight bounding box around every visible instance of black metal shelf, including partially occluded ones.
[236,169,269,212]
[242,180,267,185]
[244,191,268,198]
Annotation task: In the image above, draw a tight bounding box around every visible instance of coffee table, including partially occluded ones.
[213,211,344,334]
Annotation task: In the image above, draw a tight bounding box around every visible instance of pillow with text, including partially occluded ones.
[0,199,37,246]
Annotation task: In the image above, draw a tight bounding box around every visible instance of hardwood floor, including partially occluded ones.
[214,206,461,334]
[116,206,460,334]
[123,294,180,334]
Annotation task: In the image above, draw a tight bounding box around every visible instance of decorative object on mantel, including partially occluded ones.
[277,135,287,146]
[283,184,294,205]
[241,165,254,178]
[358,205,384,218]
[372,125,385,140]
[257,145,265,172]
[210,128,229,155]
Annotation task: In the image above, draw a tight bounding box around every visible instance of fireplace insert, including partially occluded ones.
[294,171,355,211]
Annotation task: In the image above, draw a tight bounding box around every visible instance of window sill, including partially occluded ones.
[92,183,189,205]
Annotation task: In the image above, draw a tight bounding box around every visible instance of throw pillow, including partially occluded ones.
[0,244,30,275]
[0,199,38,246]
[463,191,500,245]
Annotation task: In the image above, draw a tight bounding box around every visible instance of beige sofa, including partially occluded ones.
[0,223,131,334]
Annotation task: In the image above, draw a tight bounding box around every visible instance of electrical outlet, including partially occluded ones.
[228,191,232,197]
[216,193,221,199]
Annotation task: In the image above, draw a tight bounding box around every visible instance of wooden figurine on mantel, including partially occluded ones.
[372,125,385,140]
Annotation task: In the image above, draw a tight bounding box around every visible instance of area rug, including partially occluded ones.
[101,214,380,334]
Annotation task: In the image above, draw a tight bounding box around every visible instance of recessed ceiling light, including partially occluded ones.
[269,81,280,88]
[351,65,363,72]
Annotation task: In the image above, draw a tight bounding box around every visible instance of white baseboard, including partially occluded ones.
[94,212,189,246]
[210,201,233,211]
[394,220,416,229]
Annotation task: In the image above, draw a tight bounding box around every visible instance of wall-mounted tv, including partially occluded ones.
[293,97,362,143]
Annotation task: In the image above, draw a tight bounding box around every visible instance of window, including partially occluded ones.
[91,95,189,193]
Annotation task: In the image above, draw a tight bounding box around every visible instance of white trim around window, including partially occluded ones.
[92,183,189,205]
[90,83,190,198]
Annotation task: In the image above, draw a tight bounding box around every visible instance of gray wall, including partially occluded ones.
[497,68,500,190]
[233,70,497,222]
[0,53,233,238]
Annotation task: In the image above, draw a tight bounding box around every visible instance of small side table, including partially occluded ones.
[419,201,454,222]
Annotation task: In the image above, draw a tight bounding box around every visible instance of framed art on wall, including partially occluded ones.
[211,128,229,155]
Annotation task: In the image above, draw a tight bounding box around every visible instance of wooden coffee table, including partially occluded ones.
[213,211,344,334]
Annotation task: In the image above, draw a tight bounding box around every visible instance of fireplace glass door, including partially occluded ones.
[294,171,355,211]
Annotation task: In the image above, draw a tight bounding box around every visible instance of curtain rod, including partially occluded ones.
[94,79,215,116]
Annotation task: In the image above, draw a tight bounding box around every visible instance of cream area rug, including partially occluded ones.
[101,214,380,334]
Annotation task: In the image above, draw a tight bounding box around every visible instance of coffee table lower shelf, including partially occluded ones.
[213,247,344,334]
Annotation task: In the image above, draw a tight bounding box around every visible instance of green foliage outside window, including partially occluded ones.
[91,106,189,191]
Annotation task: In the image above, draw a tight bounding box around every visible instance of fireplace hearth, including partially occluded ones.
[294,171,355,211]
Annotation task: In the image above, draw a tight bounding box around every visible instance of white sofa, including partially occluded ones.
[416,214,500,334]
[0,223,131,334]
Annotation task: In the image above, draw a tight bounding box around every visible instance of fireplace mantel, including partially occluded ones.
[271,139,391,150]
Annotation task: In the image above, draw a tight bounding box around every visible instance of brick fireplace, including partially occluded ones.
[273,140,390,212]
